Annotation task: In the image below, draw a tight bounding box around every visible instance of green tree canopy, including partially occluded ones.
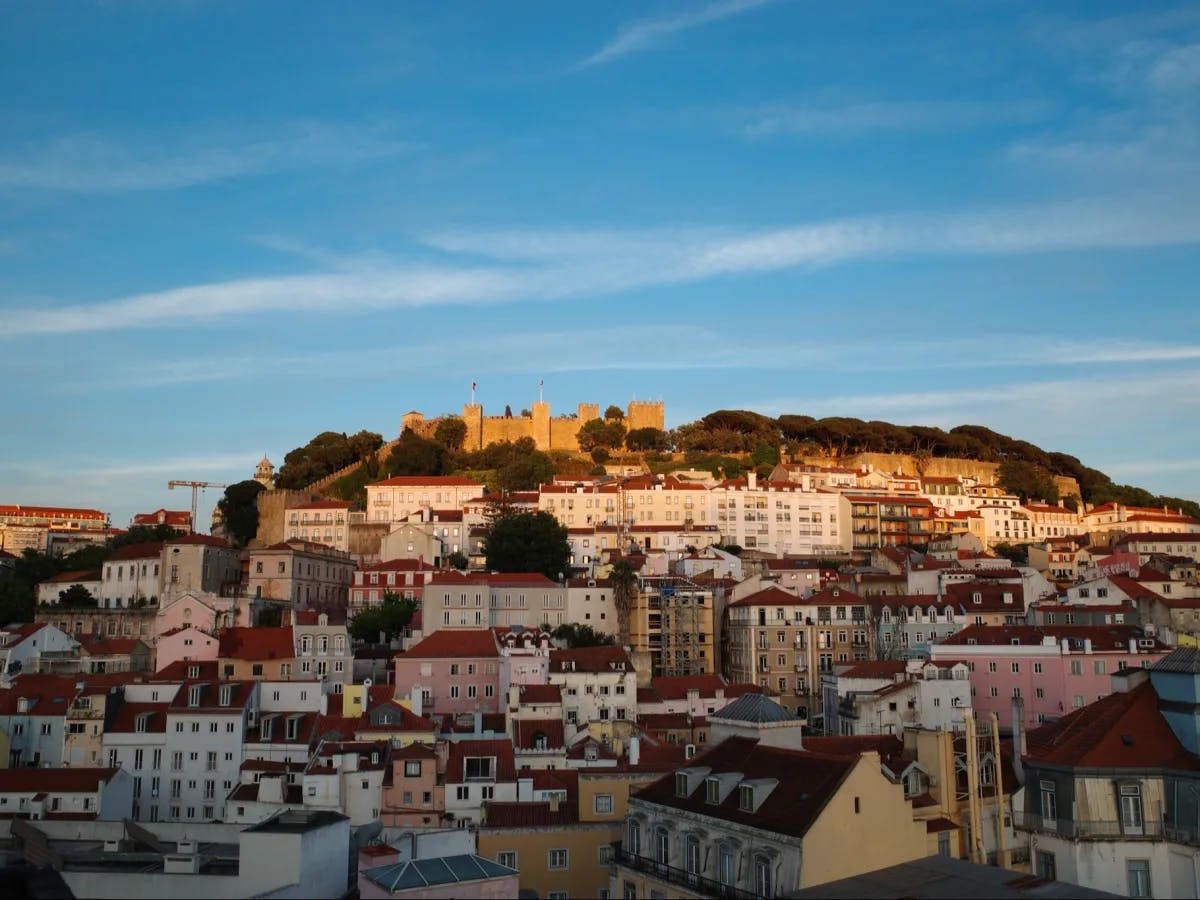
[57,583,97,607]
[218,480,265,547]
[348,592,419,643]
[434,417,468,451]
[275,430,382,489]
[484,511,571,581]
[997,459,1059,504]
[551,622,615,648]
[386,428,448,477]
[625,427,669,452]
[577,418,626,452]
[604,405,625,420]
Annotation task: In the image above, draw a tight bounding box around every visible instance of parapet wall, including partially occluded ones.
[458,400,665,452]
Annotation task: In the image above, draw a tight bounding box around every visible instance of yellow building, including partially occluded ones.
[614,738,930,897]
[629,576,717,677]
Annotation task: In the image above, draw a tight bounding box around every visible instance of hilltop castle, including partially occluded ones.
[402,400,665,453]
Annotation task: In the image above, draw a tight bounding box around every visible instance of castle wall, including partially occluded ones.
[626,401,665,433]
[458,400,664,453]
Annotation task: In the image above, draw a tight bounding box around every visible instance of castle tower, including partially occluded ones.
[578,403,600,424]
[254,456,275,490]
[627,400,665,433]
[463,403,484,451]
[401,410,425,435]
[531,401,551,450]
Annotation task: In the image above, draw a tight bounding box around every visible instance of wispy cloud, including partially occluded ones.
[744,99,1047,139]
[0,119,410,193]
[1148,43,1200,92]
[7,190,1200,337]
[581,0,771,68]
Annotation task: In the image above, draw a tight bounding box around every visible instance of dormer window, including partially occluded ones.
[135,713,150,733]
[705,777,721,805]
[675,772,689,797]
[188,685,202,707]
[738,784,754,812]
[285,716,299,741]
[187,664,199,679]
[219,685,233,707]
[972,592,982,604]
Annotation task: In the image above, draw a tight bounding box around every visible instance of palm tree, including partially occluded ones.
[610,559,637,649]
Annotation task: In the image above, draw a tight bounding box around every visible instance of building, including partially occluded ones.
[821,659,972,736]
[846,495,935,554]
[548,646,638,737]
[629,576,718,677]
[0,767,133,821]
[444,398,663,453]
[930,625,1170,729]
[132,509,193,534]
[217,627,298,681]
[246,540,355,609]
[394,629,501,717]
[35,568,103,606]
[444,738,517,826]
[711,473,848,556]
[380,742,444,827]
[1014,653,1200,897]
[421,572,567,633]
[0,623,78,678]
[613,735,930,897]
[724,586,812,717]
[99,542,163,608]
[366,475,486,525]
[0,504,108,554]
[1082,503,1200,540]
[351,558,438,611]
[285,499,353,552]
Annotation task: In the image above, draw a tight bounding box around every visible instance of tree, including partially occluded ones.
[997,459,1059,504]
[496,449,555,492]
[218,480,265,547]
[57,584,97,607]
[577,418,626,452]
[434,417,468,451]
[447,551,469,570]
[484,511,571,581]
[348,591,419,643]
[386,429,448,477]
[625,427,669,452]
[610,559,637,649]
[347,430,385,460]
[551,622,615,648]
[591,447,610,464]
[604,405,625,421]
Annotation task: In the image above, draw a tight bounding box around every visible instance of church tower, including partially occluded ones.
[254,456,275,490]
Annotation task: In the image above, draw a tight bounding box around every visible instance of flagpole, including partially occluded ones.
[538,378,544,403]
[471,381,476,405]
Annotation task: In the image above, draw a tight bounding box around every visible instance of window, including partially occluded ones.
[988,661,997,673]
[465,757,494,781]
[719,844,736,886]
[754,854,772,899]
[594,793,614,814]
[455,786,468,800]
[1040,779,1057,825]
[1120,784,1144,835]
[1070,660,1082,676]
[739,784,754,812]
[1127,859,1151,898]
[497,850,517,869]
[548,848,568,870]
[1094,660,1107,675]
[626,820,641,857]
[686,835,701,880]
[404,760,421,777]
[1034,662,1043,674]
[1011,662,1020,673]
[655,828,669,865]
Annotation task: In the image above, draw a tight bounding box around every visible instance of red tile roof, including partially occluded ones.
[728,586,806,608]
[79,638,144,656]
[938,624,1165,650]
[372,475,484,487]
[0,505,106,521]
[446,739,517,784]
[155,659,220,679]
[512,718,565,750]
[649,674,730,699]
[837,661,907,680]
[633,736,857,838]
[403,629,498,659]
[38,569,102,585]
[107,701,170,734]
[218,626,295,660]
[165,533,231,548]
[106,542,163,561]
[484,800,578,827]
[550,645,633,673]
[0,768,119,793]
[132,509,192,527]
[517,684,562,704]
[1026,681,1200,770]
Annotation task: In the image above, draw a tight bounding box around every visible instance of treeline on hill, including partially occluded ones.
[278,409,1197,520]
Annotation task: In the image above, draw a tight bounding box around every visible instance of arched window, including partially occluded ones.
[655,827,670,866]
[318,635,329,654]
[626,820,641,857]
[754,854,773,898]
[301,635,312,653]
[718,843,737,887]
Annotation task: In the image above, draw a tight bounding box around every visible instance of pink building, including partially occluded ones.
[930,624,1169,729]
[380,743,445,828]
[394,629,501,717]
[154,623,219,673]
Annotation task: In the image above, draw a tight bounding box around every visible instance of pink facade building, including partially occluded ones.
[394,629,501,717]
[350,558,439,611]
[930,624,1169,729]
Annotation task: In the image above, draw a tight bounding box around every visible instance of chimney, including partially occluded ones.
[1011,697,1026,786]
[628,736,640,767]
[747,471,757,490]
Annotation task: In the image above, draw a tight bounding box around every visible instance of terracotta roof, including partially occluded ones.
[484,800,578,828]
[294,609,347,626]
[0,768,119,793]
[287,499,354,510]
[517,684,562,704]
[155,659,221,680]
[728,586,806,608]
[360,558,436,572]
[426,572,557,588]
[404,629,498,659]
[640,712,705,731]
[38,569,102,584]
[1026,681,1200,770]
[836,661,907,680]
[106,542,163,561]
[0,505,106,521]
[807,586,864,605]
[650,674,730,699]
[165,533,231,548]
[937,624,1164,650]
[372,475,484,487]
[107,701,170,735]
[132,509,192,527]
[0,623,48,648]
[633,736,856,838]
[167,681,256,711]
[79,637,144,656]
[446,740,517,784]
[549,645,633,674]
[512,718,565,750]
[218,626,295,660]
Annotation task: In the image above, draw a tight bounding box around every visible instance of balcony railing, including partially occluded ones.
[1013,810,1189,844]
[615,848,759,900]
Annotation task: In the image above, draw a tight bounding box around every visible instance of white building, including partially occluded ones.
[821,660,972,736]
[366,475,486,524]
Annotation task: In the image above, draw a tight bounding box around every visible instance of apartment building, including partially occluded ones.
[847,495,935,553]
[547,646,638,734]
[421,571,567,632]
[349,558,437,611]
[629,576,717,677]
[821,659,972,736]
[246,540,354,609]
[285,499,353,552]
[365,475,486,524]
[711,473,847,556]
[725,586,812,717]
[393,629,501,717]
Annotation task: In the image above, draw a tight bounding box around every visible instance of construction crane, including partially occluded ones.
[167,480,230,530]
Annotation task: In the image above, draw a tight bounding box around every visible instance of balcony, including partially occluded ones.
[1013,810,1185,844]
[615,847,758,900]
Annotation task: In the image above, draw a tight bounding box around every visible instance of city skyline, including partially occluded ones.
[2,1,1198,526]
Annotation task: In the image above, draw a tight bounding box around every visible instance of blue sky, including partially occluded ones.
[2,0,1199,529]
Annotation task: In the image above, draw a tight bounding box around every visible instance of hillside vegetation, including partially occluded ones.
[277,410,1197,520]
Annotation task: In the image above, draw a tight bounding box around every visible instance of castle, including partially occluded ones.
[402,400,665,453]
